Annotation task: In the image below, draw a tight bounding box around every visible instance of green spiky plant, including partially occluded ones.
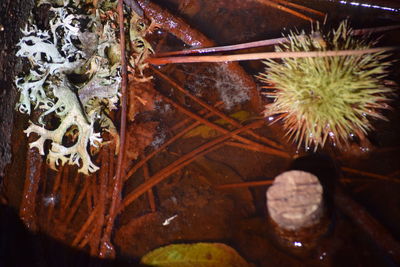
[258,20,393,151]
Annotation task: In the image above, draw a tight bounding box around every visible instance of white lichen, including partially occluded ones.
[16,2,121,175]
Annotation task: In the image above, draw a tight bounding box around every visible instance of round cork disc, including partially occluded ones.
[266,170,323,231]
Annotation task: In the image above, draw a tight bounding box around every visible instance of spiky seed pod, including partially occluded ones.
[258,20,393,151]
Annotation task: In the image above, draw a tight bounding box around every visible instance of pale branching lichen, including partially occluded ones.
[16,1,121,175]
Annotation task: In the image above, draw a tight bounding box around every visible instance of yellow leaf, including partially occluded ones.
[183,111,251,139]
[140,242,251,267]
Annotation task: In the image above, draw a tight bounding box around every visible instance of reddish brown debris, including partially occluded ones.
[120,120,264,212]
[335,186,400,264]
[137,0,262,112]
[125,121,159,162]
[19,146,43,231]
[128,79,158,121]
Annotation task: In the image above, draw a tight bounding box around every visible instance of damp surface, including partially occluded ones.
[1,0,400,266]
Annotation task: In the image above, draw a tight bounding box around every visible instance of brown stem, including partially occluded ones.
[215,180,273,189]
[155,37,288,57]
[86,178,94,212]
[99,0,128,257]
[269,0,325,17]
[152,67,283,150]
[147,46,399,65]
[19,147,43,231]
[143,162,156,212]
[61,172,81,220]
[352,24,400,36]
[255,0,315,22]
[90,147,110,256]
[341,167,400,183]
[60,165,69,210]
[120,120,264,212]
[65,179,90,224]
[156,25,400,57]
[72,205,100,247]
[80,226,97,249]
[225,140,285,154]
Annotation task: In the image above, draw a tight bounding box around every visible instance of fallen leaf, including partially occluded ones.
[140,242,251,267]
[184,110,251,139]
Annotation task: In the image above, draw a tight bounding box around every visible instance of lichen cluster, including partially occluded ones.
[259,20,393,151]
[16,0,121,175]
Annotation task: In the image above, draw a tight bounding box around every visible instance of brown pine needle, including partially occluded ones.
[255,0,315,22]
[143,162,157,212]
[147,46,399,65]
[152,67,284,150]
[341,167,400,183]
[215,180,273,189]
[269,0,325,17]
[120,121,264,212]
[156,37,288,57]
[155,25,400,57]
[215,176,377,190]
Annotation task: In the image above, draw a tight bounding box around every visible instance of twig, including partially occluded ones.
[255,0,315,22]
[269,0,325,16]
[152,67,283,150]
[72,205,100,247]
[215,175,372,189]
[352,24,400,36]
[60,166,69,209]
[156,37,288,57]
[143,162,156,212]
[19,147,43,231]
[79,226,97,249]
[120,120,264,212]
[156,25,400,57]
[225,140,283,154]
[86,178,94,212]
[61,172,81,220]
[90,147,110,256]
[215,180,273,189]
[65,179,90,224]
[99,0,128,257]
[147,46,399,65]
[341,167,400,183]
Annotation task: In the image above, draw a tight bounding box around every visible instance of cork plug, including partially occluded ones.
[266,170,323,231]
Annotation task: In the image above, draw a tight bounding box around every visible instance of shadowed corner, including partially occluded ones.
[0,203,140,267]
[289,154,339,213]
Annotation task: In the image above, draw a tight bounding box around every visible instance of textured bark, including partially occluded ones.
[0,0,35,178]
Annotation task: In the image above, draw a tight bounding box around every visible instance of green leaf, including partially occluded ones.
[140,243,251,267]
